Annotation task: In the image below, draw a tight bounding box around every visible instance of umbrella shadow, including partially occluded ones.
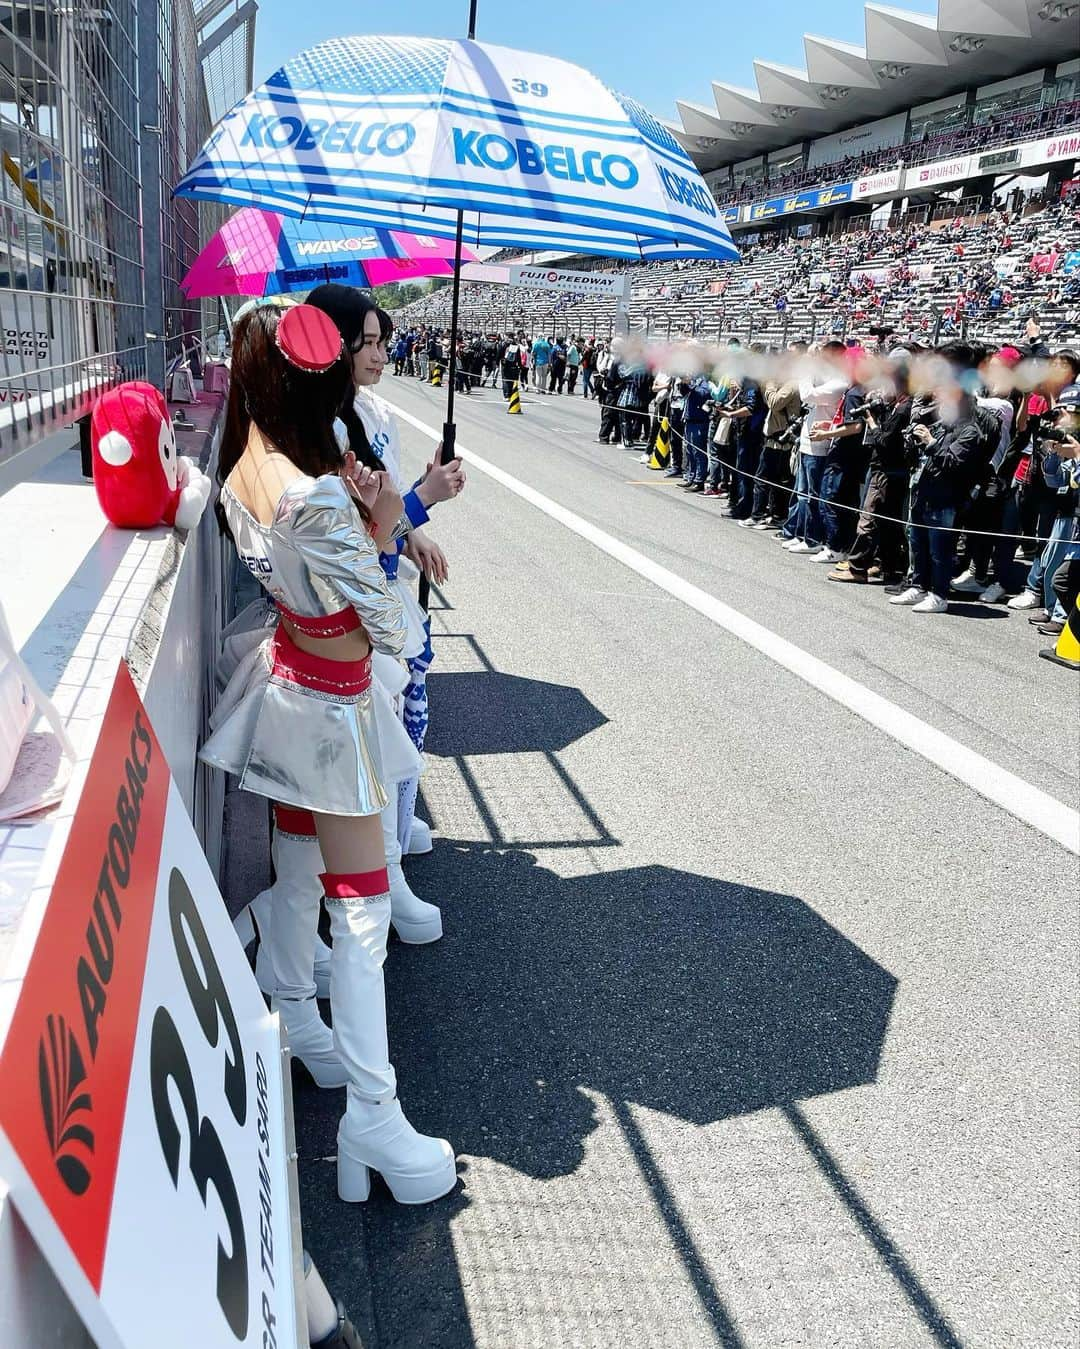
[422,632,619,850]
[425,669,608,756]
[298,848,959,1348]
[286,623,963,1346]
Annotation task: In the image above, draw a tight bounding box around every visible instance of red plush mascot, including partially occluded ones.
[90,381,211,529]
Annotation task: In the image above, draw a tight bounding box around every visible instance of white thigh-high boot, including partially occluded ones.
[382,798,442,944]
[252,813,345,1088]
[323,870,456,1205]
[252,868,330,998]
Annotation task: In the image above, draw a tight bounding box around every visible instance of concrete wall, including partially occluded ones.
[0,393,227,1348]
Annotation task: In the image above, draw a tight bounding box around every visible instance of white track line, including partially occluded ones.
[389,398,1080,856]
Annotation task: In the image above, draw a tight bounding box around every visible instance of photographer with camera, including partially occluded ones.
[743,345,803,531]
[890,345,984,614]
[785,342,850,555]
[1011,383,1080,639]
[1007,351,1080,615]
[950,347,1023,603]
[828,350,913,585]
[807,349,868,566]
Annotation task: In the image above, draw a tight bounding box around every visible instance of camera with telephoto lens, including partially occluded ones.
[777,407,807,447]
[848,392,892,421]
[901,399,938,462]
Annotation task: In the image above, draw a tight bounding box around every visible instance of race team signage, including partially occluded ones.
[0,663,300,1349]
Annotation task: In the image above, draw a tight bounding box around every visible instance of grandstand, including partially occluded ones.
[392,196,1080,347]
[390,0,1079,348]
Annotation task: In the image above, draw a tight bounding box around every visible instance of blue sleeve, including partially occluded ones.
[403,488,430,528]
[1041,452,1065,489]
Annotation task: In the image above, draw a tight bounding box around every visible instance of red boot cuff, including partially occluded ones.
[321,869,390,899]
[273,804,317,836]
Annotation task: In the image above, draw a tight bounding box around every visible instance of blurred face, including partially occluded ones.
[351,311,387,386]
[1047,356,1079,396]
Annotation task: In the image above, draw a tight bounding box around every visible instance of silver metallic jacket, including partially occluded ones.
[221,474,408,657]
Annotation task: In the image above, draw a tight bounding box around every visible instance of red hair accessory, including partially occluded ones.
[276,303,344,372]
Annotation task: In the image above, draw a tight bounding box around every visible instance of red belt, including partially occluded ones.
[269,625,372,697]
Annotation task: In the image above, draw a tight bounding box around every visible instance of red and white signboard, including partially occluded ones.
[1021,131,1080,169]
[852,169,902,200]
[0,662,301,1349]
[904,156,971,191]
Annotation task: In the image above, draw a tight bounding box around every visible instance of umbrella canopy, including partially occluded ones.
[174,35,738,263]
[181,208,478,298]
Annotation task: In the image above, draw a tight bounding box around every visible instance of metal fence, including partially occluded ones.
[0,0,244,469]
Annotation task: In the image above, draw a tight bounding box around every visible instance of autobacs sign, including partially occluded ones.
[0,674,166,1287]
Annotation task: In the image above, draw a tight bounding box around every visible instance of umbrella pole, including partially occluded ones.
[439,0,478,468]
[440,207,466,468]
[419,0,477,614]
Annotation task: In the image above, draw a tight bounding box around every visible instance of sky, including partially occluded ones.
[251,0,941,126]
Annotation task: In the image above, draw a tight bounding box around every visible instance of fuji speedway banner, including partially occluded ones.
[509,265,627,296]
[0,663,300,1349]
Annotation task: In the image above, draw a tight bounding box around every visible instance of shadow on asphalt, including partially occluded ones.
[273,626,960,1348]
[425,670,609,757]
[294,843,940,1348]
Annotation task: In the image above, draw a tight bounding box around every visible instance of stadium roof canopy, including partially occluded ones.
[670,0,1079,173]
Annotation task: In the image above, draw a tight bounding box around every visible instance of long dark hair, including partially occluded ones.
[306,284,393,471]
[217,303,352,531]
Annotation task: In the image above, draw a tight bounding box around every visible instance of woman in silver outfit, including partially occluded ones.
[201,302,458,1206]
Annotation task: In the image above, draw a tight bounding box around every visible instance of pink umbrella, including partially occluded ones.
[181,208,476,298]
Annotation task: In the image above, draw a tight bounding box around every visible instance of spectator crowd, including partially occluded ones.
[388,319,1080,670]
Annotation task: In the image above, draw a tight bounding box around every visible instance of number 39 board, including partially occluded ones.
[0,662,301,1349]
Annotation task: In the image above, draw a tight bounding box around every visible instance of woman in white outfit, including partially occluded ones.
[238,292,464,1093]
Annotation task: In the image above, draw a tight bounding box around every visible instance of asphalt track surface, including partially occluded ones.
[236,374,1079,1348]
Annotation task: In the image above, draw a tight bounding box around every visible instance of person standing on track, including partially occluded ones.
[483,334,499,388]
[500,332,529,400]
[565,337,581,395]
[890,347,983,614]
[530,332,551,393]
[596,339,625,446]
[681,372,712,493]
[548,337,567,394]
[581,339,598,398]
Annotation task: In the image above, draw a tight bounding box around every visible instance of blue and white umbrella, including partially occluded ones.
[174,35,738,263]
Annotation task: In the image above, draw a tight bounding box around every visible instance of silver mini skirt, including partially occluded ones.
[201,611,421,818]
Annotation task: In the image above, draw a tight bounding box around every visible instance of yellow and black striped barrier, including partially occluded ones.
[507,380,522,415]
[430,361,442,387]
[649,417,671,470]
